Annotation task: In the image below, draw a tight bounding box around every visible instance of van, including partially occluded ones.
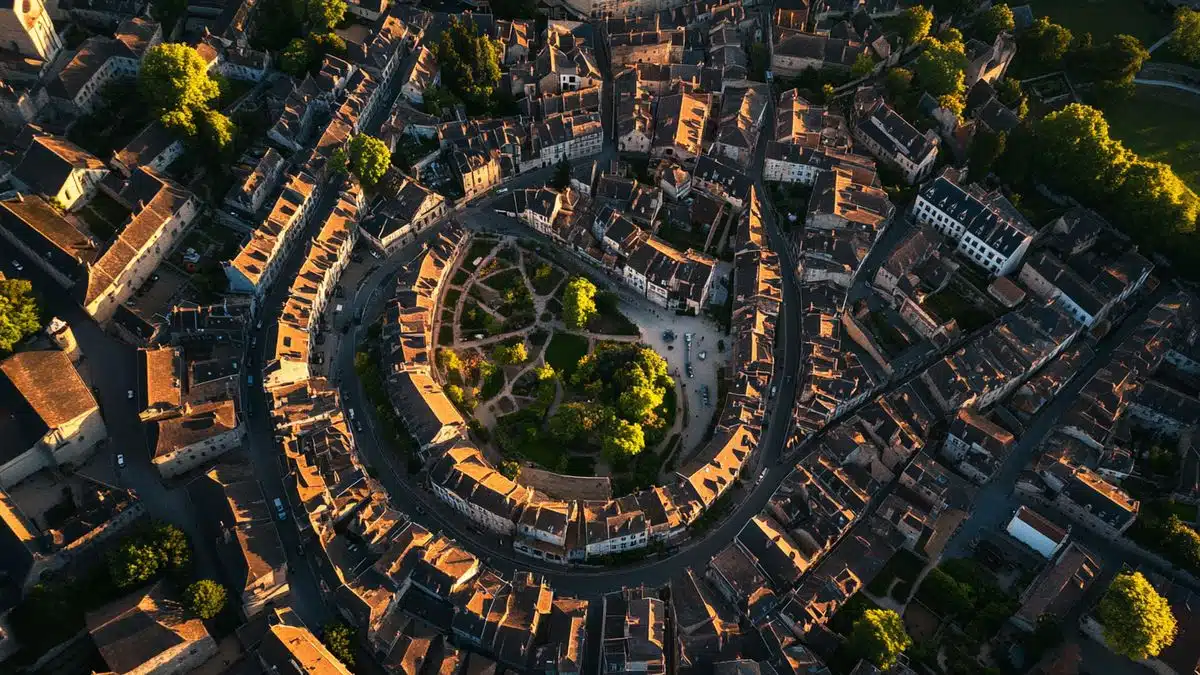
[248,375,255,386]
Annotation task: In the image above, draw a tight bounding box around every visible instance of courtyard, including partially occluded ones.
[430,235,728,495]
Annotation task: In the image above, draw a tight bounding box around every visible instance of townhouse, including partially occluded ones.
[86,581,217,673]
[399,44,439,104]
[264,185,361,389]
[429,443,534,535]
[852,94,938,184]
[361,175,448,254]
[48,17,160,114]
[225,171,321,296]
[0,349,107,488]
[1018,249,1153,327]
[10,134,109,211]
[710,85,768,168]
[912,168,1035,276]
[187,461,290,617]
[651,92,712,166]
[85,167,200,323]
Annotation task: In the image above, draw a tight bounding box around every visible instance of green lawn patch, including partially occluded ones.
[480,365,506,400]
[438,325,454,345]
[495,245,519,263]
[443,288,461,308]
[545,332,589,376]
[460,300,501,335]
[1028,0,1170,45]
[452,269,470,285]
[1102,88,1200,194]
[1170,501,1199,522]
[482,268,524,294]
[462,240,497,271]
[531,261,565,295]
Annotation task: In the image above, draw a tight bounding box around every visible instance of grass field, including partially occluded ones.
[545,332,589,376]
[1102,88,1200,194]
[1028,0,1170,45]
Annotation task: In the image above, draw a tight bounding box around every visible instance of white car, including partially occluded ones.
[116,454,125,468]
[698,351,706,360]
[126,389,134,400]
[10,260,23,272]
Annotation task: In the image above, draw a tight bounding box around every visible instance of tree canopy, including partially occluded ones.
[347,134,391,186]
[850,609,912,671]
[493,341,528,365]
[602,418,645,462]
[851,52,875,78]
[973,3,1014,43]
[435,16,504,113]
[306,0,345,32]
[322,622,356,668]
[0,279,40,354]
[1019,17,1073,68]
[894,5,932,45]
[562,276,598,329]
[551,159,571,189]
[1070,34,1149,87]
[913,36,968,111]
[185,580,227,619]
[140,43,220,120]
[1173,8,1200,65]
[1098,572,1177,660]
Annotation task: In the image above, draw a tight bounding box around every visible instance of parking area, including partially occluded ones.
[619,298,728,460]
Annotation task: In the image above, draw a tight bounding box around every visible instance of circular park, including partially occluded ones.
[429,234,730,499]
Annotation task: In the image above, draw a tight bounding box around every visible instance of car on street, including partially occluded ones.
[116,454,125,468]
[686,364,694,378]
[126,389,134,400]
[273,498,287,521]
[698,351,706,360]
[10,260,23,272]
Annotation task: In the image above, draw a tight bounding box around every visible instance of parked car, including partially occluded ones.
[273,498,287,521]
[698,351,706,360]
[116,454,125,468]
[126,390,134,400]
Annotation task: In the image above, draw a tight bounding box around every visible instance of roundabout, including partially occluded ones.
[328,184,803,594]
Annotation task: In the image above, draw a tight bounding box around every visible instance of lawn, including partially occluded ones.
[443,288,461,308]
[461,239,497,271]
[922,287,994,333]
[1028,0,1170,45]
[1102,88,1200,194]
[545,332,590,376]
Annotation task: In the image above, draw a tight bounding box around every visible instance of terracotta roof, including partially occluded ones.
[0,350,97,428]
[86,581,210,674]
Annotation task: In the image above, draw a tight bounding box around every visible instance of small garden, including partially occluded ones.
[431,236,674,491]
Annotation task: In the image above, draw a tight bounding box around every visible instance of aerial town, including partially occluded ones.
[2,0,1200,673]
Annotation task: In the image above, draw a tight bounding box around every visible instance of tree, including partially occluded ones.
[551,158,571,189]
[973,3,1014,43]
[820,83,835,103]
[139,43,220,120]
[534,362,556,381]
[1036,103,1129,200]
[108,542,162,588]
[347,134,390,186]
[618,382,664,423]
[849,609,912,671]
[851,52,875,78]
[602,417,645,461]
[0,279,41,353]
[494,342,528,365]
[884,67,913,98]
[913,37,968,98]
[918,568,975,616]
[281,38,312,76]
[329,147,349,175]
[150,522,192,573]
[199,109,235,152]
[435,16,503,112]
[1019,17,1073,68]
[307,0,345,31]
[499,459,520,479]
[550,401,609,442]
[311,32,346,56]
[423,85,460,116]
[1097,572,1177,660]
[562,277,597,329]
[995,77,1023,107]
[969,128,1006,179]
[322,622,356,668]
[1173,8,1200,65]
[1071,34,1149,84]
[184,580,227,619]
[438,349,462,375]
[894,5,933,45]
[937,27,963,44]
[445,384,466,408]
[1118,159,1199,237]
